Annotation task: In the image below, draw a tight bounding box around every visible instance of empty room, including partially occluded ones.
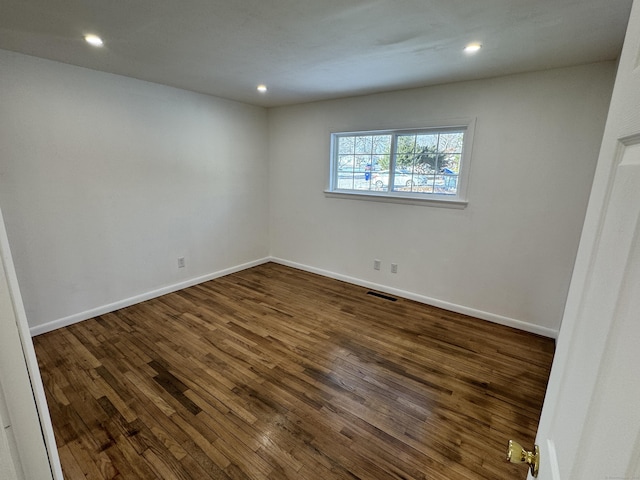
[1,1,639,479]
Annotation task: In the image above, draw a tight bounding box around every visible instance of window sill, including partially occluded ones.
[323,190,468,208]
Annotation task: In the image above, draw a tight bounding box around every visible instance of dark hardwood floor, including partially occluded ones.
[33,262,555,479]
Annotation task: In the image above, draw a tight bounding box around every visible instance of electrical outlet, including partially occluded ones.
[374,259,381,270]
[178,257,185,268]
[391,263,398,274]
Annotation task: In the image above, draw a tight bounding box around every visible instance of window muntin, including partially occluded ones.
[331,127,468,200]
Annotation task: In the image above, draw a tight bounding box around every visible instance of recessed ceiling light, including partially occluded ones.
[84,34,104,47]
[464,43,482,54]
[257,84,268,93]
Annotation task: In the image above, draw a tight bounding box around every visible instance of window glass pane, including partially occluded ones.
[371,170,389,190]
[396,153,416,171]
[337,154,355,190]
[353,174,371,191]
[397,134,415,152]
[355,155,370,172]
[415,153,437,174]
[443,153,461,173]
[439,174,458,194]
[439,152,460,195]
[371,154,388,171]
[338,136,355,154]
[338,154,354,171]
[438,132,464,153]
[416,134,438,151]
[355,136,373,154]
[396,135,415,172]
[393,166,415,191]
[337,174,354,190]
[372,136,391,154]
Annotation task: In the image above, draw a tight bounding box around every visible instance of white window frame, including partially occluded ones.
[325,119,475,208]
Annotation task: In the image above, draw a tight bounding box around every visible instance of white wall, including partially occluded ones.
[268,62,616,336]
[0,49,270,333]
[0,49,616,337]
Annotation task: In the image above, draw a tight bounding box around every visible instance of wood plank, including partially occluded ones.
[33,262,554,479]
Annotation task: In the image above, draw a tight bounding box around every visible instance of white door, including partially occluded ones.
[528,1,640,478]
[0,207,61,479]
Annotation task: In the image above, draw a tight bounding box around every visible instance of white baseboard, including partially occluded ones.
[29,257,271,336]
[269,257,558,339]
[30,255,558,339]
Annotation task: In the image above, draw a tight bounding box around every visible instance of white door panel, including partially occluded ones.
[0,207,60,479]
[572,142,640,478]
[532,2,640,479]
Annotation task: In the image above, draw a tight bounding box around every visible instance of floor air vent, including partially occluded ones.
[367,291,397,302]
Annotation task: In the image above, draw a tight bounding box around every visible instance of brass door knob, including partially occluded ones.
[506,440,539,477]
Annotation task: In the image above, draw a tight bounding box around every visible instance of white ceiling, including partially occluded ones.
[0,0,633,107]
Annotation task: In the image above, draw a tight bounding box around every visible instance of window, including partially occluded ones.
[328,124,472,205]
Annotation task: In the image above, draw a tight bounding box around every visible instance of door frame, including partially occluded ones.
[0,207,62,479]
